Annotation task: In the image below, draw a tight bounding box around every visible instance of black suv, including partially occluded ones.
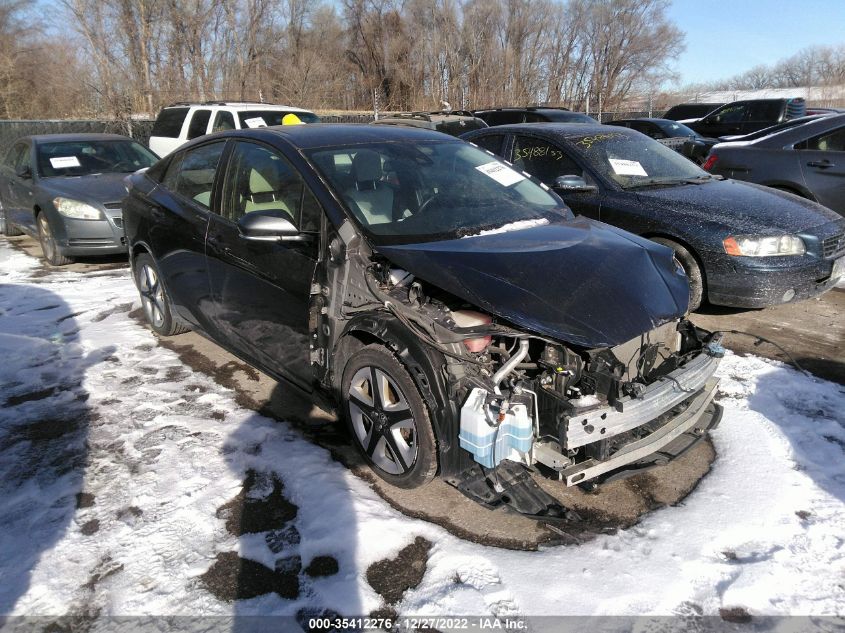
[123,124,723,514]
[687,98,806,138]
[370,111,487,136]
[473,107,595,126]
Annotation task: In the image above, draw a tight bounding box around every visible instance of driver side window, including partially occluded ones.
[710,104,747,124]
[222,141,321,231]
[511,136,584,186]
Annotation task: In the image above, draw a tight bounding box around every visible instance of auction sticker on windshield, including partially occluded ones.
[476,161,525,186]
[243,117,267,128]
[49,156,81,169]
[609,158,647,176]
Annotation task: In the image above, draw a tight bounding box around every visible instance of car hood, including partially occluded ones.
[634,179,841,232]
[39,173,129,205]
[376,217,689,348]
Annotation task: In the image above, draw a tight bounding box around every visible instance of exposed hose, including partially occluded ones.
[493,339,529,389]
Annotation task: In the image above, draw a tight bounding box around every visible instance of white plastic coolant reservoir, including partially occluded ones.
[459,388,533,468]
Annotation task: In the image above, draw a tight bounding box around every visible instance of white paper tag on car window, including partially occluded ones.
[475,161,525,187]
[49,156,81,169]
[243,117,267,128]
[608,158,647,176]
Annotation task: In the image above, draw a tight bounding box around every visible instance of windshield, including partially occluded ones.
[655,120,699,138]
[567,131,708,188]
[237,110,320,127]
[307,140,571,244]
[37,140,158,178]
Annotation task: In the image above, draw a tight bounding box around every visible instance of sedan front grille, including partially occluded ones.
[822,233,845,258]
[103,202,122,210]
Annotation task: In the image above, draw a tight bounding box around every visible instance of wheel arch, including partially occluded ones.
[332,313,462,478]
[640,231,709,289]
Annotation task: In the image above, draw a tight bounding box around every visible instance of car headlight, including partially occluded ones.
[53,197,103,220]
[723,234,806,257]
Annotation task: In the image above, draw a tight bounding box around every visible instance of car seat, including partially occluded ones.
[345,150,394,225]
[241,159,294,220]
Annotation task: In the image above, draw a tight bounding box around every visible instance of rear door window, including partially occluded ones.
[745,101,781,121]
[511,135,584,185]
[212,111,236,133]
[186,109,212,140]
[151,108,189,138]
[164,141,226,209]
[800,126,845,152]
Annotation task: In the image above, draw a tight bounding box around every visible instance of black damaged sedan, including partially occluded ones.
[123,125,724,515]
[463,123,845,310]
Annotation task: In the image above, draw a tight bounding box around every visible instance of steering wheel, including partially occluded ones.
[416,192,443,215]
[110,160,134,172]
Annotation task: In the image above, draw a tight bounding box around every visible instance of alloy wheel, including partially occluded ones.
[37,214,56,262]
[347,366,419,475]
[138,263,166,329]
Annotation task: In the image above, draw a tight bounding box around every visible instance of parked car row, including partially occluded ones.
[1,107,843,515]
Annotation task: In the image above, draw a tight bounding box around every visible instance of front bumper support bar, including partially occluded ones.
[557,378,720,486]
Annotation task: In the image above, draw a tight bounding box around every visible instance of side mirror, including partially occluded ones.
[553,175,597,193]
[237,210,310,242]
[16,165,32,179]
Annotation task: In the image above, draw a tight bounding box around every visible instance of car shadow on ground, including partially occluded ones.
[205,385,367,627]
[0,283,114,618]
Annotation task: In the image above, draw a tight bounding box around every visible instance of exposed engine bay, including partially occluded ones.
[313,221,724,517]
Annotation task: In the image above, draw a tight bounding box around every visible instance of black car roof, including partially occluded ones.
[753,112,845,147]
[210,123,458,150]
[467,122,633,140]
[26,133,133,144]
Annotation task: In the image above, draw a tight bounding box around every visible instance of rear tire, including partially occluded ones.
[133,253,189,336]
[652,237,704,312]
[342,344,438,489]
[1,199,23,236]
[37,212,72,265]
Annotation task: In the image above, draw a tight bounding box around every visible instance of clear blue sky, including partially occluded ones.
[667,0,845,86]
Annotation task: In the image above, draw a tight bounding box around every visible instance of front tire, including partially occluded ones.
[652,237,704,312]
[342,344,438,489]
[133,253,189,336]
[37,212,72,265]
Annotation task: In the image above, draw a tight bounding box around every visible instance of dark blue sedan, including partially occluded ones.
[0,133,158,265]
[463,123,845,310]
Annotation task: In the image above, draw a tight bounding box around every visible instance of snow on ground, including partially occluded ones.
[0,240,844,625]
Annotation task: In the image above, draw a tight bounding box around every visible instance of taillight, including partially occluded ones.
[702,154,718,171]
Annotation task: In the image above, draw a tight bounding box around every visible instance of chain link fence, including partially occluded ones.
[0,119,155,156]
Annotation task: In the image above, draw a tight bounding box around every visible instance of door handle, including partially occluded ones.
[807,160,834,169]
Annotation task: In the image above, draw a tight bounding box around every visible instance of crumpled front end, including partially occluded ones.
[456,318,724,489]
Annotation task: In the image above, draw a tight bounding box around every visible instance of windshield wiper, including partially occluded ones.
[622,177,688,189]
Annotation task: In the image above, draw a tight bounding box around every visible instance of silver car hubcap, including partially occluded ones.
[348,366,418,475]
[138,264,166,329]
[38,215,55,261]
